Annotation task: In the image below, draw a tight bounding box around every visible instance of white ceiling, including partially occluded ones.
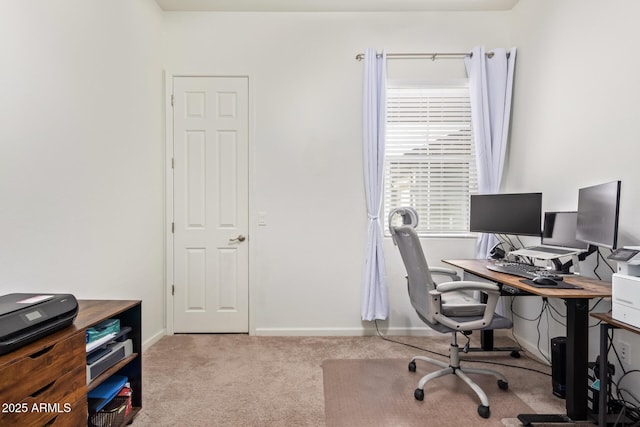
[155,0,520,12]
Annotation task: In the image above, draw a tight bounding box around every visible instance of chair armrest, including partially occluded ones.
[435,281,499,293]
[429,267,460,282]
[428,281,500,330]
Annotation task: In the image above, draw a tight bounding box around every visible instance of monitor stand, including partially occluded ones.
[550,248,597,275]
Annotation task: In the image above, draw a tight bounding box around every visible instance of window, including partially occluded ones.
[384,81,477,236]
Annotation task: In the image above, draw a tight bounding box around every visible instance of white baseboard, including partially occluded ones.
[511,333,551,366]
[252,326,439,337]
[143,328,166,351]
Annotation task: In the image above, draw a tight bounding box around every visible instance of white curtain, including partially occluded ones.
[465,46,517,259]
[361,48,388,321]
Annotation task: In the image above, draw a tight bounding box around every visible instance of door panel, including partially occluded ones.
[173,76,249,333]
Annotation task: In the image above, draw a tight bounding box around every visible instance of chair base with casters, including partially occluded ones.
[408,332,509,419]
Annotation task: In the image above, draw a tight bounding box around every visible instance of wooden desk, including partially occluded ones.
[0,299,142,427]
[590,313,640,426]
[443,259,612,422]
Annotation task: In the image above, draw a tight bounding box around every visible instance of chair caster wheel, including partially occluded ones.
[478,405,490,418]
[408,361,416,372]
[498,379,509,390]
[414,388,424,401]
[510,350,521,358]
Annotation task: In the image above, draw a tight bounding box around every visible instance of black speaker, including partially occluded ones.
[551,337,567,399]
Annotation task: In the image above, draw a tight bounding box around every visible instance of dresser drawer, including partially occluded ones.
[0,332,85,402]
[43,398,88,427]
[0,365,86,426]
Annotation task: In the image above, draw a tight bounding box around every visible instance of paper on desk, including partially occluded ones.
[86,333,116,353]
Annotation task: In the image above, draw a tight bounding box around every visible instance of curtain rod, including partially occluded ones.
[354,52,498,61]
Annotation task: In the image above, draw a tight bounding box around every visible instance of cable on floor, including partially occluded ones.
[373,319,551,376]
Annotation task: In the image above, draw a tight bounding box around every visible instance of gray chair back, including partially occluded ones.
[391,224,436,325]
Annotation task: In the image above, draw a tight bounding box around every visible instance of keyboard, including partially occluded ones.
[486,262,562,280]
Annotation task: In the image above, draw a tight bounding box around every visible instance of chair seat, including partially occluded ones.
[442,291,485,316]
[425,313,512,334]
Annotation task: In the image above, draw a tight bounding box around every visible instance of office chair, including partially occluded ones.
[389,207,513,419]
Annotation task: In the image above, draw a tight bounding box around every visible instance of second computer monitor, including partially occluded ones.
[469,192,542,236]
[542,211,590,251]
[576,180,621,249]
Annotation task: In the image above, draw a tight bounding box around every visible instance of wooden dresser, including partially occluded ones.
[0,300,142,427]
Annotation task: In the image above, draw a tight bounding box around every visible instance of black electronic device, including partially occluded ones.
[501,284,527,295]
[0,293,78,355]
[521,278,582,290]
[587,357,615,417]
[576,181,621,249]
[542,211,590,251]
[608,247,640,262]
[489,244,506,260]
[551,337,567,399]
[533,277,558,287]
[470,192,542,236]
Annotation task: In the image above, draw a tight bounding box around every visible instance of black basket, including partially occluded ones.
[88,396,129,427]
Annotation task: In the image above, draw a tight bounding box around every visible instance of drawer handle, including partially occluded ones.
[31,380,55,398]
[29,344,55,359]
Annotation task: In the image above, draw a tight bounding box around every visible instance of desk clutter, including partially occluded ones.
[88,375,133,427]
[86,319,133,384]
[86,318,134,426]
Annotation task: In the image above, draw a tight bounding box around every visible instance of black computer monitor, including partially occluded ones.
[542,211,590,250]
[469,193,542,236]
[576,181,621,249]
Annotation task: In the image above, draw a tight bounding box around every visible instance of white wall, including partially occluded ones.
[6,0,637,387]
[508,0,640,392]
[164,11,510,334]
[0,1,166,346]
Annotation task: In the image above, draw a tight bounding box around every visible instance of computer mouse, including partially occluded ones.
[533,276,558,286]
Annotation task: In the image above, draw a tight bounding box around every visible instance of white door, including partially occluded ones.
[172,76,249,333]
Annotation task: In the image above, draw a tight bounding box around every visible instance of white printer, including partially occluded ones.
[612,274,640,328]
[609,247,640,327]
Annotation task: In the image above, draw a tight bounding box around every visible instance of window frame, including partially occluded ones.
[384,79,478,238]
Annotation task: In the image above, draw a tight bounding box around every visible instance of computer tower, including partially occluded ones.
[551,337,567,398]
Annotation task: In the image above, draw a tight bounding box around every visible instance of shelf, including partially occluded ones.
[87,353,139,392]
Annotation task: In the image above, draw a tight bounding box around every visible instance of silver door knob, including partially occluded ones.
[229,235,246,242]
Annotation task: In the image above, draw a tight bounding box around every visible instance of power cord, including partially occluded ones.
[595,329,640,426]
[509,294,606,366]
[600,248,616,273]
[610,369,640,426]
[591,247,616,280]
[373,319,449,359]
[510,296,551,364]
[373,319,551,377]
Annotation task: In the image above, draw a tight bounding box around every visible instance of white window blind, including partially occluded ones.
[384,81,477,236]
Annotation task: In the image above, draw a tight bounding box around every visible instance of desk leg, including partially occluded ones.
[565,298,589,421]
[480,291,495,350]
[598,322,609,427]
[480,330,494,350]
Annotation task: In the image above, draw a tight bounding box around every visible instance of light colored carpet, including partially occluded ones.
[323,358,535,427]
[132,334,571,426]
